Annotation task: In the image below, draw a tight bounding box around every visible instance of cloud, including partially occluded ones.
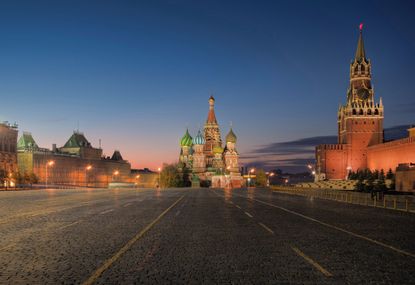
[242,125,411,173]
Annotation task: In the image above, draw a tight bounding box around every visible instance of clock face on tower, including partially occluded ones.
[356,88,370,101]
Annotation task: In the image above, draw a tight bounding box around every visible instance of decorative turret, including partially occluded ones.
[179,129,193,169]
[204,95,222,166]
[224,127,239,173]
[192,129,206,174]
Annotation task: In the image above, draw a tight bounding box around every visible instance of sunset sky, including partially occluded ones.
[1,0,414,172]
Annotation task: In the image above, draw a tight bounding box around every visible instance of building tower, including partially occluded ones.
[223,128,239,173]
[337,24,384,172]
[192,130,206,174]
[179,129,193,169]
[204,96,222,166]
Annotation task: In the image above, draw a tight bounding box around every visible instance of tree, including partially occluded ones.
[364,174,375,193]
[355,177,365,192]
[255,169,267,187]
[160,164,183,188]
[386,168,394,180]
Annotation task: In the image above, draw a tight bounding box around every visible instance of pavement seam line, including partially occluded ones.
[291,246,333,277]
[258,222,274,234]
[58,220,83,230]
[244,211,253,218]
[99,209,114,215]
[81,195,185,285]
[248,196,415,259]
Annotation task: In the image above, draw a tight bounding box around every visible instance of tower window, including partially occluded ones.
[374,109,379,115]
[352,109,357,115]
[367,109,372,115]
[359,109,364,115]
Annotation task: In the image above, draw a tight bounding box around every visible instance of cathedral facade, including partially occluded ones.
[179,96,243,188]
[316,26,415,180]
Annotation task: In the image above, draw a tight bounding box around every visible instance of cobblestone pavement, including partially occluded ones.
[1,187,414,284]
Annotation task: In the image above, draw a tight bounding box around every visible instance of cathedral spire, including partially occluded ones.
[206,95,217,124]
[355,23,366,62]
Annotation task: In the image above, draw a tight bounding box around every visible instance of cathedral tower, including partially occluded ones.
[192,130,206,173]
[337,24,384,172]
[223,128,239,173]
[179,129,193,169]
[204,96,222,166]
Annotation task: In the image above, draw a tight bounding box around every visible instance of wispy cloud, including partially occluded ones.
[242,125,411,172]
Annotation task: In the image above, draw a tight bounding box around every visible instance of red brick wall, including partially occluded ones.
[316,144,348,180]
[367,137,415,172]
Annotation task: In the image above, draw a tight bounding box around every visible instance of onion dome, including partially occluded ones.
[180,129,193,147]
[213,145,224,154]
[226,128,237,143]
[192,130,205,145]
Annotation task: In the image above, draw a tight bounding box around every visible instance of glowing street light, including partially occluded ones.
[157,167,162,189]
[112,170,119,183]
[45,160,55,188]
[85,165,92,187]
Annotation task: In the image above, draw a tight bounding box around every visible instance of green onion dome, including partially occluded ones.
[213,145,224,154]
[192,130,205,145]
[180,129,193,147]
[226,128,237,143]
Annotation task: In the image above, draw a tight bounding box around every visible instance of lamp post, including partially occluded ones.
[157,167,161,189]
[85,165,92,187]
[248,168,255,188]
[113,170,119,183]
[135,175,140,188]
[267,172,275,187]
[45,160,55,188]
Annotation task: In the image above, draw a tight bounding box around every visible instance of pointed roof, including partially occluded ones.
[111,150,124,161]
[17,132,39,150]
[206,96,218,124]
[226,128,237,143]
[63,131,91,148]
[355,24,366,62]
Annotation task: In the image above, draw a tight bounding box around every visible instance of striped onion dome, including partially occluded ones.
[192,130,205,145]
[180,129,193,147]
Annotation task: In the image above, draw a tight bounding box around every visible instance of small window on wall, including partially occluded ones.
[352,109,357,115]
[359,109,364,115]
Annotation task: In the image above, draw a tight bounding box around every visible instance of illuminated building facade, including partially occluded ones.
[179,96,243,188]
[316,26,415,180]
[17,131,131,187]
[0,122,18,187]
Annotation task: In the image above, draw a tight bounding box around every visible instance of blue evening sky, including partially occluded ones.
[0,0,414,170]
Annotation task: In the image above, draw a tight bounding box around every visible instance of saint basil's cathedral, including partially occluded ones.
[179,96,243,188]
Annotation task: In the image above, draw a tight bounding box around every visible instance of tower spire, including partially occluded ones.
[355,23,366,61]
[206,95,217,124]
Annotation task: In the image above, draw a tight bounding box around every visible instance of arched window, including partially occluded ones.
[367,109,372,115]
[359,109,364,115]
[361,65,365,72]
[352,109,357,115]
[374,109,379,115]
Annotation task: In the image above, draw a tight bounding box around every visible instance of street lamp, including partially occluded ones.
[45,160,55,188]
[85,165,92,187]
[267,172,275,187]
[157,167,161,189]
[248,168,255,188]
[113,170,119,182]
